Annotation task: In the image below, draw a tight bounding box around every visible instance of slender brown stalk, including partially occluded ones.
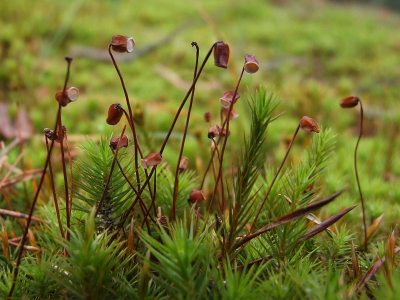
[95,126,126,218]
[63,127,74,217]
[108,45,142,193]
[208,67,245,211]
[355,101,367,251]
[200,146,218,189]
[111,152,155,235]
[339,96,367,251]
[113,154,156,226]
[171,42,199,220]
[121,109,155,209]
[8,57,72,299]
[250,124,301,231]
[58,60,73,243]
[159,42,217,155]
[45,139,64,238]
[211,138,224,212]
[113,42,218,236]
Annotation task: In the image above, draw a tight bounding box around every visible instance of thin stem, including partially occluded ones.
[122,109,154,200]
[209,67,245,211]
[143,165,160,225]
[159,42,217,155]
[250,123,301,231]
[95,126,126,218]
[211,138,224,212]
[58,122,70,240]
[113,42,217,238]
[45,138,64,238]
[8,57,72,299]
[355,101,367,251]
[112,150,155,234]
[171,42,199,220]
[63,128,74,219]
[200,146,217,189]
[108,45,142,192]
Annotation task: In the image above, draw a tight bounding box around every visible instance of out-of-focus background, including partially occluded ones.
[1,0,400,229]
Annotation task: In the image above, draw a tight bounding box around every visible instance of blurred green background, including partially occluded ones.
[1,0,400,231]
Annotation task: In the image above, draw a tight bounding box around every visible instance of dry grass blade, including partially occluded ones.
[355,246,400,292]
[361,214,384,247]
[297,205,357,244]
[0,208,50,224]
[0,169,43,189]
[0,150,26,189]
[8,236,41,252]
[384,228,396,288]
[234,188,348,249]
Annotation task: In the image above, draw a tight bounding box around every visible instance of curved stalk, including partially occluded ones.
[171,42,199,220]
[108,45,142,191]
[208,67,245,212]
[250,124,301,231]
[355,101,367,251]
[8,57,72,298]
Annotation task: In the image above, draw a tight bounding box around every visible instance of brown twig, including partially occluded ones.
[0,209,50,225]
[8,57,73,299]
[171,42,199,220]
[355,101,367,251]
[45,138,64,238]
[209,68,245,211]
[250,123,301,231]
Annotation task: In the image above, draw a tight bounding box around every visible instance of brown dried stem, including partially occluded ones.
[8,57,73,298]
[113,42,218,236]
[45,138,64,238]
[159,42,217,155]
[208,67,245,212]
[355,101,367,251]
[232,188,348,251]
[171,42,199,220]
[0,208,50,225]
[108,45,142,193]
[95,126,126,218]
[249,123,301,231]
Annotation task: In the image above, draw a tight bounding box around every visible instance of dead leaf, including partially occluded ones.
[0,103,15,139]
[0,103,34,140]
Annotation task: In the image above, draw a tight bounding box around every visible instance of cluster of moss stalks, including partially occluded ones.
[0,34,398,299]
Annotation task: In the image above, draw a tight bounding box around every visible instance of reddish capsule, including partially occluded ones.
[188,189,205,204]
[339,96,359,108]
[244,54,259,74]
[208,125,221,139]
[219,91,240,108]
[213,42,230,68]
[109,135,129,150]
[110,35,135,53]
[106,103,124,125]
[222,107,239,120]
[55,87,79,107]
[300,116,320,133]
[204,111,212,123]
[43,128,60,143]
[141,152,162,169]
[179,157,189,172]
